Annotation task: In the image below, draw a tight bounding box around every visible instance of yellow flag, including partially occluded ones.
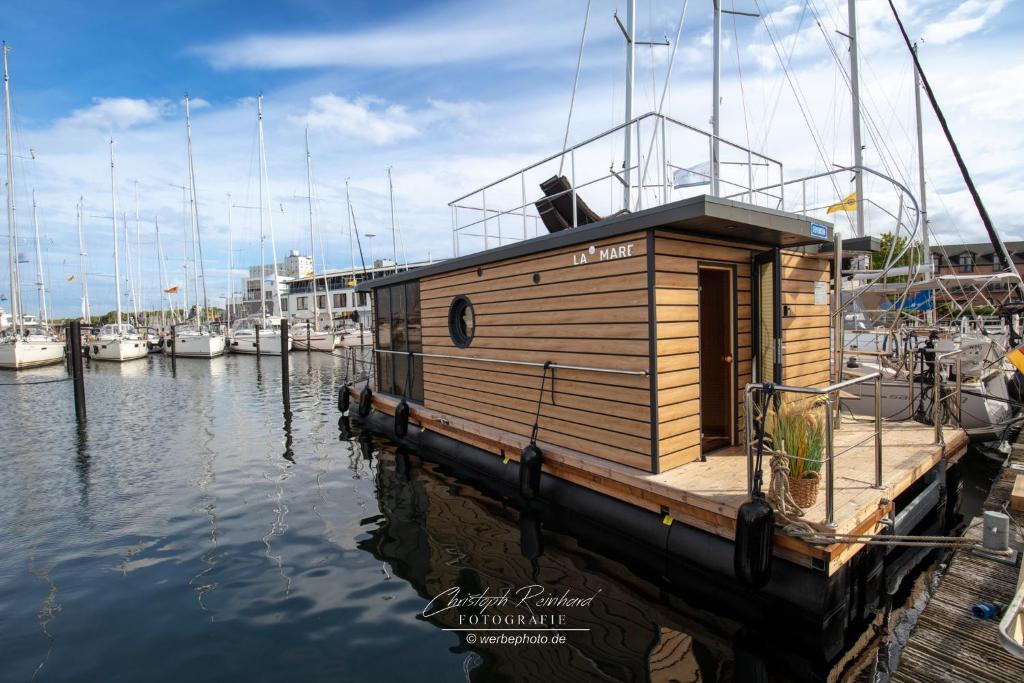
[347,279,358,287]
[67,274,76,281]
[1008,346,1024,374]
[827,192,858,214]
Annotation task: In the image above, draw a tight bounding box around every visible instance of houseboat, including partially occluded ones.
[342,179,968,656]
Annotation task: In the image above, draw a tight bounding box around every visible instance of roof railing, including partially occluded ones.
[448,111,785,257]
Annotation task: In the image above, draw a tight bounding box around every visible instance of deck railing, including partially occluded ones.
[744,374,883,528]
[934,349,963,445]
[447,111,785,257]
[746,347,964,526]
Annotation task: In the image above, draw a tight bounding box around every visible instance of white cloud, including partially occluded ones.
[60,97,171,130]
[190,4,593,71]
[293,95,483,145]
[922,0,1008,45]
[294,95,419,145]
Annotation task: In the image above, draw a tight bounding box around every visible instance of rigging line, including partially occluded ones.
[752,0,848,223]
[755,0,810,152]
[807,0,909,191]
[637,0,689,191]
[557,0,591,177]
[885,0,1021,298]
[730,0,753,158]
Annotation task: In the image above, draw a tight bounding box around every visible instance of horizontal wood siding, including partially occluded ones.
[654,232,767,471]
[420,231,654,471]
[780,252,832,387]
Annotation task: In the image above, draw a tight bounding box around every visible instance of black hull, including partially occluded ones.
[354,408,958,666]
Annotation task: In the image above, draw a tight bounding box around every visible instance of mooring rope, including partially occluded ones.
[528,361,553,447]
[0,376,72,386]
[766,449,804,518]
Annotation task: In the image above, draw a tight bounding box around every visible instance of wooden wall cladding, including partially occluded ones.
[420,231,655,471]
[654,232,764,471]
[779,252,831,388]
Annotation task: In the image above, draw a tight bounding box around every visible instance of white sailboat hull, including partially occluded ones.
[292,331,336,352]
[0,339,66,369]
[841,369,1014,435]
[90,337,150,362]
[229,330,292,355]
[338,329,372,348]
[164,333,225,358]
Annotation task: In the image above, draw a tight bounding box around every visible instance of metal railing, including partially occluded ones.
[372,348,649,376]
[448,111,785,257]
[744,373,882,528]
[934,349,963,445]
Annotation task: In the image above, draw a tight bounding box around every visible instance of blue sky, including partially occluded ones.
[3,0,1022,318]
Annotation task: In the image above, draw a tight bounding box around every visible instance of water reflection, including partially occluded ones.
[1,351,867,681]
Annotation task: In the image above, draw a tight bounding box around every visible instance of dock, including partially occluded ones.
[892,446,1024,681]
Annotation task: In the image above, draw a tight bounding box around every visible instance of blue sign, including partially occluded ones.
[810,222,829,239]
[881,290,933,312]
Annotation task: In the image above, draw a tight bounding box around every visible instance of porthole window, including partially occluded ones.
[448,295,476,348]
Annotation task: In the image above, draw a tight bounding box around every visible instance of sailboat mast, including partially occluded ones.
[848,0,865,237]
[621,0,635,211]
[3,43,23,335]
[155,216,168,328]
[346,178,355,302]
[77,196,90,322]
[257,95,283,319]
[133,181,144,321]
[123,213,138,325]
[385,165,397,272]
[256,95,267,321]
[184,95,210,325]
[30,190,47,324]
[226,194,232,330]
[913,43,932,324]
[304,126,318,326]
[711,1,721,197]
[181,185,190,319]
[109,139,122,327]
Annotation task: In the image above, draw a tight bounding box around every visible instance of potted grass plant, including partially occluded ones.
[767,401,825,509]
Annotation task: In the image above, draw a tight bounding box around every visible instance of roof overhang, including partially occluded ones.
[358,195,832,291]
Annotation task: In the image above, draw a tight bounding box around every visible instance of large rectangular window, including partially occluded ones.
[333,293,345,309]
[373,282,423,403]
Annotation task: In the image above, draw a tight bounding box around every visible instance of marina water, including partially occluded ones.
[0,353,992,682]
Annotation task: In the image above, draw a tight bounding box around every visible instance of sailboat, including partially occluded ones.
[165,95,225,358]
[336,179,372,348]
[228,94,291,355]
[292,128,336,352]
[90,139,148,362]
[0,43,65,369]
[837,36,1020,446]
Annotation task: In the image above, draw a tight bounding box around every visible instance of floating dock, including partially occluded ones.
[892,447,1024,682]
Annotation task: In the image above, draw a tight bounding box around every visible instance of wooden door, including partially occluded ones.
[698,266,735,454]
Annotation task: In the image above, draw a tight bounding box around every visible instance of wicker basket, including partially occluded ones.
[788,472,820,509]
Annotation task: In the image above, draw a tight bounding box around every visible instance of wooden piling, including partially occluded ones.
[68,320,86,422]
[281,319,291,415]
[170,323,177,372]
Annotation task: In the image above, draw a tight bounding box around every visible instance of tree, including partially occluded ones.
[871,231,921,272]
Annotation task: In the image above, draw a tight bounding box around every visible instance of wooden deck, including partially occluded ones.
[891,442,1024,682]
[351,384,967,573]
